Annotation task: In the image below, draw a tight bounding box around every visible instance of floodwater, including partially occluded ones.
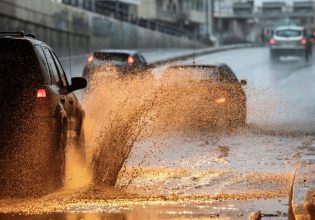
[0,47,315,219]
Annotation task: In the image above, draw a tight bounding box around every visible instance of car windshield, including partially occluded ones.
[275,29,302,37]
[166,66,220,81]
[94,52,129,63]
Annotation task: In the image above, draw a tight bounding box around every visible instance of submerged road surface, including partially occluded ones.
[1,47,315,219]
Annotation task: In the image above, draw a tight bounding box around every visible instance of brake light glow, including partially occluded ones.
[300,38,307,45]
[215,97,226,104]
[128,56,135,65]
[87,55,94,64]
[36,89,47,98]
[269,38,276,45]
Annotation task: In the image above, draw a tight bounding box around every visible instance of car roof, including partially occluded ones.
[94,49,139,55]
[275,26,305,31]
[0,33,52,49]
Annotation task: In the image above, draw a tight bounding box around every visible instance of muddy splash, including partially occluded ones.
[83,66,247,187]
[84,70,157,186]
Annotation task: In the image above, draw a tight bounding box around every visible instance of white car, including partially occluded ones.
[269,26,313,61]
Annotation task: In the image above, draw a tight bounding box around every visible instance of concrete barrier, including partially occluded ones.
[0,0,205,57]
[290,140,315,220]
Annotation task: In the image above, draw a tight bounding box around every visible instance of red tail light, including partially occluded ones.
[128,56,135,65]
[269,38,276,45]
[36,89,47,98]
[300,38,307,45]
[87,55,94,65]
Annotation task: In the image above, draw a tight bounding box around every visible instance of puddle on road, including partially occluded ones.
[0,198,289,219]
[0,67,313,218]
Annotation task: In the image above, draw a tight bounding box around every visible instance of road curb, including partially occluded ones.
[290,141,315,220]
[60,44,257,65]
[150,44,256,66]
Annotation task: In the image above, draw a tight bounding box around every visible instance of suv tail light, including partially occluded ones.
[87,55,94,65]
[36,89,47,98]
[300,38,307,45]
[269,38,276,45]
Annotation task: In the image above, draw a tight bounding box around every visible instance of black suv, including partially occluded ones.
[83,50,151,81]
[0,32,87,197]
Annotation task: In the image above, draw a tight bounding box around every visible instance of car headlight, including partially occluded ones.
[215,97,226,104]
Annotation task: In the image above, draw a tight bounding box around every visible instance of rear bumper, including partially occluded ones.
[270,46,307,56]
[0,117,55,149]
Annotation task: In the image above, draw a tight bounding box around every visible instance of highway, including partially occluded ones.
[1,47,315,219]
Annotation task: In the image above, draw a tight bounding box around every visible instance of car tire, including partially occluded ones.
[53,120,67,187]
[305,50,309,61]
[228,105,246,130]
[75,128,86,165]
[237,107,247,128]
[270,50,278,61]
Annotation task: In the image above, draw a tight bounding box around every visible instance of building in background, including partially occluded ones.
[54,0,315,44]
[59,0,139,22]
[56,0,214,42]
[213,0,315,44]
[94,0,140,22]
[138,0,213,42]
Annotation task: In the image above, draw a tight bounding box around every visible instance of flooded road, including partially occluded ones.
[1,47,315,219]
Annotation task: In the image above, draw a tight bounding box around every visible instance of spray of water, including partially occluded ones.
[83,66,247,187]
[83,68,157,186]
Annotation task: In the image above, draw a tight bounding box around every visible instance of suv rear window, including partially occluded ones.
[0,39,42,96]
[94,52,129,62]
[275,29,302,37]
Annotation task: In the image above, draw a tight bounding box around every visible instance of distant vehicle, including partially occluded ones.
[162,64,247,129]
[269,26,313,61]
[0,32,87,196]
[83,50,151,81]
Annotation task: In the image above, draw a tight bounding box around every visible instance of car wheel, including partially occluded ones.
[75,128,86,165]
[270,51,278,62]
[53,120,67,187]
[237,107,247,128]
[304,49,310,61]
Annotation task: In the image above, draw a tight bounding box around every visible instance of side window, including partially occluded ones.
[34,45,51,84]
[138,55,147,65]
[43,48,61,85]
[50,51,69,87]
[220,66,238,83]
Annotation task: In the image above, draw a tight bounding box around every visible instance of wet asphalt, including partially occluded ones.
[1,47,315,219]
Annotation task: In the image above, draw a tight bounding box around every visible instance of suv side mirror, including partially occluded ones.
[240,79,247,86]
[69,77,87,92]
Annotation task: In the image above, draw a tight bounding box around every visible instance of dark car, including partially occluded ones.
[269,26,313,61]
[162,64,247,129]
[0,32,87,196]
[83,49,151,81]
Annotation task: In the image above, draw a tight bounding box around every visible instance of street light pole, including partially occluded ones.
[206,0,215,41]
[206,0,209,39]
